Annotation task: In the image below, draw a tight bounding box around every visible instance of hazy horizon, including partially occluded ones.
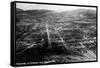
[16,3,96,12]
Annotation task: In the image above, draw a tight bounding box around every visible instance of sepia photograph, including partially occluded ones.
[14,2,97,66]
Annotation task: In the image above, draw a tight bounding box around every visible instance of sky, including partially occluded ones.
[16,3,96,12]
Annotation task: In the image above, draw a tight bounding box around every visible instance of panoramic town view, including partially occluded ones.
[15,3,97,65]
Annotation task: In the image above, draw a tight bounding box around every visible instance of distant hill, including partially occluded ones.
[16,8,24,12]
[16,8,96,24]
[58,9,96,21]
[16,8,55,23]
